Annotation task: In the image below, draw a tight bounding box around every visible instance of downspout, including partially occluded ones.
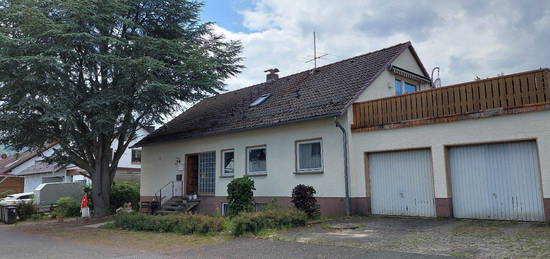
[335,117,351,216]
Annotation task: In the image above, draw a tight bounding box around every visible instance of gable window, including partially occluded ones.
[296,139,323,173]
[131,149,142,164]
[395,79,417,96]
[247,146,267,175]
[221,149,234,177]
[250,94,272,107]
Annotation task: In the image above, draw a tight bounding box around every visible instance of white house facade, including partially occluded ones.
[137,42,550,221]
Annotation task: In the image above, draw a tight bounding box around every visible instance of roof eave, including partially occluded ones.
[134,113,342,147]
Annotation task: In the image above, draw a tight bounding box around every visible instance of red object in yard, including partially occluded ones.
[81,193,88,208]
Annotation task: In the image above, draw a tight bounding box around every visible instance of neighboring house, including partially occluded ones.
[136,41,550,222]
[0,149,45,193]
[2,127,151,192]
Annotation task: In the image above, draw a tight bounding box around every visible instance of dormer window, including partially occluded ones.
[395,79,417,96]
[250,94,272,107]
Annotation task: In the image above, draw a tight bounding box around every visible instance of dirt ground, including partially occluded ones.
[266,216,550,258]
[1,218,229,255]
[0,218,447,258]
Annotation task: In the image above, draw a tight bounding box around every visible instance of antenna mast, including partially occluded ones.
[306,31,328,69]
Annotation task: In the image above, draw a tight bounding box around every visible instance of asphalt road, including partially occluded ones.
[0,228,451,259]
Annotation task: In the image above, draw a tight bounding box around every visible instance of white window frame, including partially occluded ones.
[221,149,235,177]
[296,139,323,173]
[246,146,267,175]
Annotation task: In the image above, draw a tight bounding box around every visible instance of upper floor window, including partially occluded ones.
[131,149,142,164]
[296,139,323,173]
[395,79,417,96]
[221,149,234,177]
[247,146,267,175]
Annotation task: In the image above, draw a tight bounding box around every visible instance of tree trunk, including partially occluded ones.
[91,137,113,218]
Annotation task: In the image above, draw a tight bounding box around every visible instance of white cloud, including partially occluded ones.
[215,0,550,91]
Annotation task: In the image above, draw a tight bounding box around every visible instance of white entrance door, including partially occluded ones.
[368,149,436,217]
[449,141,545,221]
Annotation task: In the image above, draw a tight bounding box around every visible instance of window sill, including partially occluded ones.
[294,171,324,175]
[219,175,234,178]
[246,173,268,177]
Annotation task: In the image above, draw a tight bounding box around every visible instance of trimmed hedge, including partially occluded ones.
[113,213,224,235]
[231,209,308,236]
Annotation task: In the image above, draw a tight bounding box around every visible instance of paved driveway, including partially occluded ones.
[269,216,550,258]
[0,224,448,259]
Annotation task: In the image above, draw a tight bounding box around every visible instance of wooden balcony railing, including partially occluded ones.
[352,68,550,130]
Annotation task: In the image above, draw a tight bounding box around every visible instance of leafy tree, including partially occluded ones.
[0,0,242,217]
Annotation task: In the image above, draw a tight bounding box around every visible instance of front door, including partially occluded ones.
[185,154,198,195]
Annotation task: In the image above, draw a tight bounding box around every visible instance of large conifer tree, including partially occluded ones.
[0,0,242,216]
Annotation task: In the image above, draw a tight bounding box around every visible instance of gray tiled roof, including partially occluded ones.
[137,42,413,146]
[17,162,64,176]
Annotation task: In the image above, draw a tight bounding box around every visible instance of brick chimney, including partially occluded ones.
[264,68,280,83]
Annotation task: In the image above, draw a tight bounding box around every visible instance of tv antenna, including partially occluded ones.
[431,67,441,88]
[305,32,328,69]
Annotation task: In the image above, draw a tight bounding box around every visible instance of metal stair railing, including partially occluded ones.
[154,181,183,207]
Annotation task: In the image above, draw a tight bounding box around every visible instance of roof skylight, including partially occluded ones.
[249,94,272,107]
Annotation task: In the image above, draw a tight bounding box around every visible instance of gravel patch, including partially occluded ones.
[268,216,550,258]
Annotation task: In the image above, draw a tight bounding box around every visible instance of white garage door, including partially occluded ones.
[368,149,436,217]
[449,141,545,221]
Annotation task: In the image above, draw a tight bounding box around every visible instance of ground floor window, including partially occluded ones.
[296,139,323,172]
[221,149,234,177]
[198,151,216,194]
[247,146,267,175]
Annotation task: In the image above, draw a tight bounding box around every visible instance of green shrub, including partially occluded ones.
[231,209,308,236]
[0,190,15,199]
[226,177,255,217]
[84,182,140,213]
[16,201,38,221]
[291,184,319,218]
[110,182,139,212]
[53,197,81,217]
[113,213,224,235]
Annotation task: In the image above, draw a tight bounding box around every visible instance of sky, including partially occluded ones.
[201,0,550,91]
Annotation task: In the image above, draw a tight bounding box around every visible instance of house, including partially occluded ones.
[2,127,151,192]
[136,41,550,222]
[0,154,24,193]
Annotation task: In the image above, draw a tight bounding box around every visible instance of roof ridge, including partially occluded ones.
[209,41,411,100]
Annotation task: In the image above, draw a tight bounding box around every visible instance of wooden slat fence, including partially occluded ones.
[352,69,550,129]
